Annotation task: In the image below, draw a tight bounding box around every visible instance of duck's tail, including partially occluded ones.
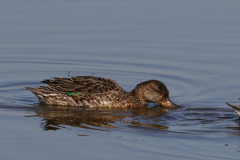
[25,87,57,96]
[25,87,62,105]
[226,103,240,117]
[25,87,39,93]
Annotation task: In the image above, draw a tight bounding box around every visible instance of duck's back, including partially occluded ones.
[26,76,132,107]
[41,76,123,94]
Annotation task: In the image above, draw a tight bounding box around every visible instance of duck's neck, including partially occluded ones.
[129,83,146,102]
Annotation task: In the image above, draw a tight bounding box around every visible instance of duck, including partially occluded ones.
[25,76,178,108]
[226,102,240,117]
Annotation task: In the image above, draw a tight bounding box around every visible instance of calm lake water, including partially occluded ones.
[1,0,240,159]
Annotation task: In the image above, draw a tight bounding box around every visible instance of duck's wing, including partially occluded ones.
[40,76,123,94]
[226,103,240,117]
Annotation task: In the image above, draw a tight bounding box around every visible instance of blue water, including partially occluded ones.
[1,0,240,159]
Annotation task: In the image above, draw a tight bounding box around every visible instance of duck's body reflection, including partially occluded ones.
[33,104,170,131]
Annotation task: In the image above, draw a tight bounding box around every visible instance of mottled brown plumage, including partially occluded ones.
[25,76,178,108]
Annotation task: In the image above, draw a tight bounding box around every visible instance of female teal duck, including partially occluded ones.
[25,76,178,108]
[226,102,240,117]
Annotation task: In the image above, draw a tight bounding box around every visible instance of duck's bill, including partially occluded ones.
[161,99,179,108]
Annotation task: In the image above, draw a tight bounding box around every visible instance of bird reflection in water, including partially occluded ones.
[30,104,172,131]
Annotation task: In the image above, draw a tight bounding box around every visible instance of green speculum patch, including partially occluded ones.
[66,92,81,96]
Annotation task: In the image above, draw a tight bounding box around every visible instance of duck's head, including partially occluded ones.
[131,80,178,108]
